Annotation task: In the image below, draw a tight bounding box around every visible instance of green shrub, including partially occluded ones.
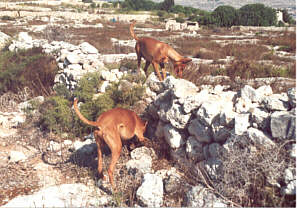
[39,96,73,134]
[53,83,73,100]
[107,82,145,108]
[73,72,102,102]
[40,71,145,136]
[1,15,15,21]
[0,47,58,96]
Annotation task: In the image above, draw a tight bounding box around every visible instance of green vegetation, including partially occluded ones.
[0,47,58,96]
[39,71,145,136]
[114,0,294,27]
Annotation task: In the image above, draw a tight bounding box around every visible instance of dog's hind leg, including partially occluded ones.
[104,133,122,191]
[143,61,151,75]
[94,130,105,180]
[135,43,142,74]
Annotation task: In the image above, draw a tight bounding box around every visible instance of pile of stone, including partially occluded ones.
[6,32,140,90]
[144,73,296,197]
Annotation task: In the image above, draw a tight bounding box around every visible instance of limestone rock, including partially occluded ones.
[136,173,163,207]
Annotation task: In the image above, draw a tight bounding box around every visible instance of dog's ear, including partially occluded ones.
[181,57,192,64]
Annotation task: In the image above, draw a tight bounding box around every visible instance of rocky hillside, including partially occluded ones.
[0,3,296,207]
[0,31,296,206]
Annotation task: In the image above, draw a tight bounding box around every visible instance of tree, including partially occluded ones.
[238,4,277,26]
[281,9,296,25]
[161,0,174,12]
[212,5,238,27]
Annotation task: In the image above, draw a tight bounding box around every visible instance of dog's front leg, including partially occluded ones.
[159,62,167,80]
[152,62,163,81]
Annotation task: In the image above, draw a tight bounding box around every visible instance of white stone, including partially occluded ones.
[234,113,250,135]
[101,70,117,82]
[136,173,163,207]
[18,32,32,43]
[160,102,191,129]
[99,81,111,93]
[67,64,82,71]
[79,42,98,54]
[262,93,289,111]
[186,184,227,207]
[3,183,110,207]
[270,111,296,140]
[163,124,185,149]
[9,151,27,162]
[246,127,274,147]
[66,53,81,64]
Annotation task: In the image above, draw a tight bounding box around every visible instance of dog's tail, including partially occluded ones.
[130,20,139,41]
[73,98,99,127]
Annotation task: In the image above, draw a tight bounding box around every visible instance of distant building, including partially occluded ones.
[276,10,284,23]
[165,19,199,31]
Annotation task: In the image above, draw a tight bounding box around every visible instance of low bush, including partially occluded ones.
[215,136,295,207]
[40,71,145,136]
[1,16,15,21]
[0,47,58,96]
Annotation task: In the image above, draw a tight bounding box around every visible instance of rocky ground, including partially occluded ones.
[0,2,296,207]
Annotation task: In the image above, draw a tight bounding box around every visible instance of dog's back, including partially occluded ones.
[97,108,144,139]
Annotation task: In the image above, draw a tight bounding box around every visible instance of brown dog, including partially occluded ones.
[130,20,192,81]
[73,98,148,190]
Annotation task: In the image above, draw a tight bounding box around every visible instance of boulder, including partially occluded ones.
[9,151,27,163]
[196,96,233,126]
[18,32,32,43]
[180,89,209,114]
[188,118,212,143]
[185,184,227,207]
[126,147,155,174]
[240,85,258,102]
[160,102,191,129]
[163,124,185,149]
[66,53,81,64]
[281,168,296,195]
[79,42,98,54]
[246,127,274,147]
[3,183,110,207]
[136,173,163,207]
[270,111,296,140]
[145,73,165,93]
[185,136,204,162]
[287,88,296,108]
[101,70,117,82]
[250,107,270,130]
[262,93,289,111]
[164,77,198,99]
[234,113,250,135]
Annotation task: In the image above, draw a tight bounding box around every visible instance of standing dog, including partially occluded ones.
[73,99,148,190]
[130,20,192,81]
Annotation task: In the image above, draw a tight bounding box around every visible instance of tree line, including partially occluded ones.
[110,0,295,27]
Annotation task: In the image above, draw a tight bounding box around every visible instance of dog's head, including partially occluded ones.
[174,57,192,78]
